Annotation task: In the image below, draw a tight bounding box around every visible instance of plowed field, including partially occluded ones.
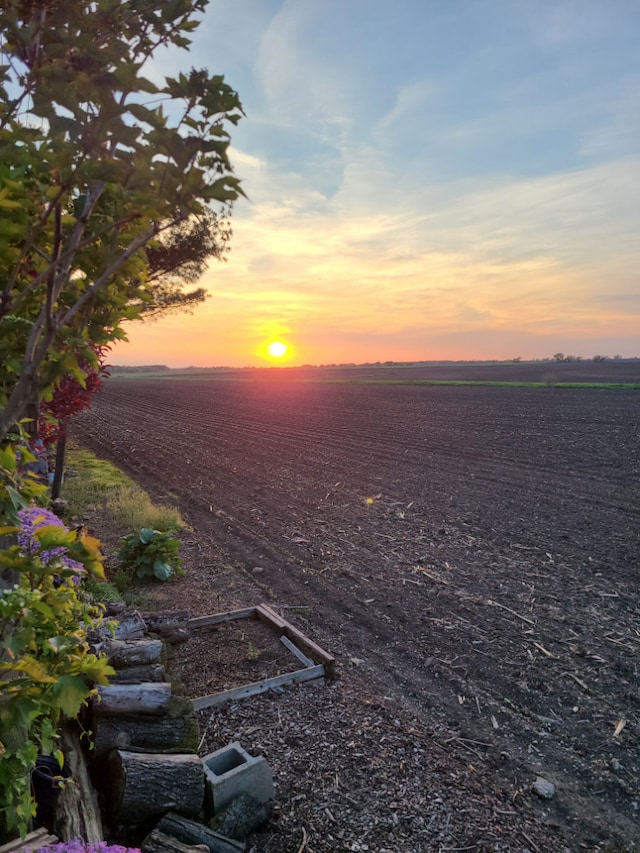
[73,366,640,851]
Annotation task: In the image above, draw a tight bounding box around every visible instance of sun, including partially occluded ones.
[267,341,288,359]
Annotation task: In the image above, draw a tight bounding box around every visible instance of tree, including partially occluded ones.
[0,0,244,439]
[140,207,232,319]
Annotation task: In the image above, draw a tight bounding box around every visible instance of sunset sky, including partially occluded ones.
[114,0,640,368]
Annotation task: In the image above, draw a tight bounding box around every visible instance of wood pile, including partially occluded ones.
[46,604,334,852]
[51,608,243,851]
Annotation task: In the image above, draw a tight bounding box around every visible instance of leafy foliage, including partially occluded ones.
[0,438,48,526]
[0,463,113,839]
[141,207,233,319]
[117,528,183,582]
[0,0,244,438]
[39,346,110,446]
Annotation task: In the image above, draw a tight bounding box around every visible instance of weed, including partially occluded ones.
[84,580,122,604]
[246,641,262,660]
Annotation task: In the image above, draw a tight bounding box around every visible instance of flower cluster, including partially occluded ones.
[37,842,141,853]
[17,506,84,574]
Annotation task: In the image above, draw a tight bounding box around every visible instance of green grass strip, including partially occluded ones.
[62,441,182,532]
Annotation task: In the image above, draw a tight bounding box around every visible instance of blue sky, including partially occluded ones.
[118,0,640,366]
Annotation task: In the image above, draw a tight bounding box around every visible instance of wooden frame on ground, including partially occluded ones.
[188,603,336,711]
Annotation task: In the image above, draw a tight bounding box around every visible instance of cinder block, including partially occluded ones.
[202,742,274,815]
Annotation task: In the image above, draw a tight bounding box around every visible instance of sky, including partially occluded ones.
[114,0,640,368]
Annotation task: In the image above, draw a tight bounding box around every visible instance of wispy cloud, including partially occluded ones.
[116,1,640,366]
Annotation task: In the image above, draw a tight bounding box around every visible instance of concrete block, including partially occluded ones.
[202,742,274,815]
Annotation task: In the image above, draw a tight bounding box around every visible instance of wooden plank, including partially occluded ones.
[187,607,256,628]
[254,604,285,630]
[192,664,326,711]
[0,829,58,853]
[257,603,336,678]
[280,635,315,668]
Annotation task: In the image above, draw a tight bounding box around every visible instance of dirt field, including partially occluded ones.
[73,363,640,852]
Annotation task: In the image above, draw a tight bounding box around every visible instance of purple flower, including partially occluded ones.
[17,506,84,575]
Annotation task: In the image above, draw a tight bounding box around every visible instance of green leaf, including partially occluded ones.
[0,445,18,472]
[6,486,29,511]
[139,528,156,544]
[52,675,91,717]
[153,560,173,581]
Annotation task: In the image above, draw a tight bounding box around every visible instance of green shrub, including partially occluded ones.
[0,447,114,839]
[117,528,183,583]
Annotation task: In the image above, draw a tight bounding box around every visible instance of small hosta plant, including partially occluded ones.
[117,528,183,582]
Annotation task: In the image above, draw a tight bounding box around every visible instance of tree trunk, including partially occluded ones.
[106,751,205,826]
[51,422,66,501]
[56,723,103,844]
[92,709,200,758]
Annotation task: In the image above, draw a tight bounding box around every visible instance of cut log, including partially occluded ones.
[94,682,172,716]
[56,724,103,844]
[141,610,191,632]
[141,828,210,853]
[154,626,190,645]
[158,812,245,853]
[92,708,200,758]
[110,610,147,640]
[107,751,204,826]
[110,663,166,683]
[100,638,164,667]
[89,610,146,645]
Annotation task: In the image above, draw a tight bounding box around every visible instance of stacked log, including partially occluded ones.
[88,610,204,836]
[91,612,199,760]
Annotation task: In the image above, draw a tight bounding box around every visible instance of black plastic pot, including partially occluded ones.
[31,754,71,830]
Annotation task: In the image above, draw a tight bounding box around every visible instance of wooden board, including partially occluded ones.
[192,664,326,711]
[255,603,336,678]
[0,829,58,853]
[187,607,256,628]
[188,603,335,708]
